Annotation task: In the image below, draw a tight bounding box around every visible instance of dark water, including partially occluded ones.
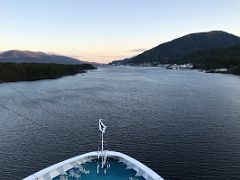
[0,66,240,180]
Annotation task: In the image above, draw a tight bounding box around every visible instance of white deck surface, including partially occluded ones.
[24,151,164,180]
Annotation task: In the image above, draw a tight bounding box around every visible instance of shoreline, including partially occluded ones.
[0,63,96,83]
[110,64,240,76]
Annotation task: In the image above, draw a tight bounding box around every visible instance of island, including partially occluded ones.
[0,63,96,83]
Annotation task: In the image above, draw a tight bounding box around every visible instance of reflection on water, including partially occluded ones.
[0,66,240,179]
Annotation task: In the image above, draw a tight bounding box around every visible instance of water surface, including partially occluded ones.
[0,66,240,179]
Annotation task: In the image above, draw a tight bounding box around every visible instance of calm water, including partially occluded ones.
[0,66,240,180]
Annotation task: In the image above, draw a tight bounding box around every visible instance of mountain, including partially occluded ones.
[182,45,240,74]
[0,50,84,64]
[111,31,240,65]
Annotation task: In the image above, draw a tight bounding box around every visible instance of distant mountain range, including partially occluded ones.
[110,31,240,65]
[0,50,84,64]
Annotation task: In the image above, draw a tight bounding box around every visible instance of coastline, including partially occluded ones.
[0,63,96,83]
[110,64,240,76]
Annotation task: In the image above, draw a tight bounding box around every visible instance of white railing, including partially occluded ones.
[24,151,164,180]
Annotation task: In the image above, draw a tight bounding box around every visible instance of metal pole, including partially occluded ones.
[101,130,104,168]
[102,131,104,153]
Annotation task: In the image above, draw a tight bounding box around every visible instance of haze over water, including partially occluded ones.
[0,66,240,179]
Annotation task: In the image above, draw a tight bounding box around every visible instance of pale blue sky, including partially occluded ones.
[0,0,239,63]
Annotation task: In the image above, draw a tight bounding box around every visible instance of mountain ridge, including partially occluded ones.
[0,50,85,64]
[110,31,240,65]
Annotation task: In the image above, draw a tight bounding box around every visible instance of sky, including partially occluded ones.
[0,0,240,63]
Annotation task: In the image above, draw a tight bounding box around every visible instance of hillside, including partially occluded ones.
[111,31,240,65]
[182,45,240,74]
[0,50,84,64]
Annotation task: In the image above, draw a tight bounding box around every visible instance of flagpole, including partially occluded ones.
[99,118,107,168]
[102,127,104,153]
